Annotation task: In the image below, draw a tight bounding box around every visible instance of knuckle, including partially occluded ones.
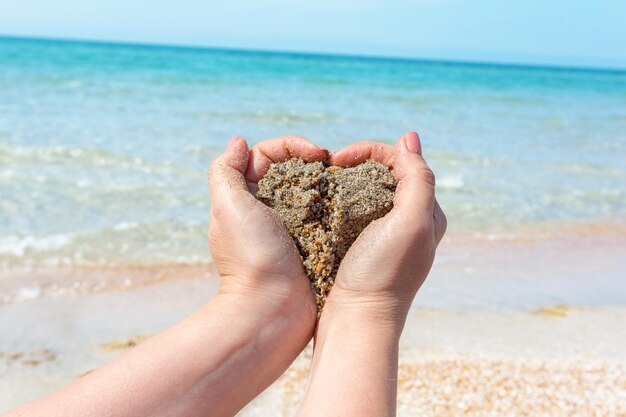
[405,163,436,188]
[419,166,436,188]
[285,135,309,143]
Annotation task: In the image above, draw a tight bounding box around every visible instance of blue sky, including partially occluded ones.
[2,0,625,69]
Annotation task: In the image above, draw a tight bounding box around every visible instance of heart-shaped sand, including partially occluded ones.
[256,159,397,314]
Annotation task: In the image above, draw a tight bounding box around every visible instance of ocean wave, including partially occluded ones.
[112,222,139,231]
[0,234,73,257]
[556,163,625,176]
[65,79,84,89]
[191,109,342,124]
[427,150,503,169]
[0,144,117,165]
[0,169,15,180]
[184,144,224,159]
[0,222,212,269]
[0,144,178,174]
[438,174,465,189]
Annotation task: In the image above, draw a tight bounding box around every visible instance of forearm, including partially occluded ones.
[297,306,403,417]
[7,294,312,417]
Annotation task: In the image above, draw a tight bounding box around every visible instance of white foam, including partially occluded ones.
[0,169,14,179]
[0,234,72,257]
[438,174,464,189]
[113,222,139,231]
[66,80,84,89]
[76,178,92,187]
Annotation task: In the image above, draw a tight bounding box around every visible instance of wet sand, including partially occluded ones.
[1,231,625,415]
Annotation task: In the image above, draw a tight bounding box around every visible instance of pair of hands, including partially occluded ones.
[208,132,446,416]
[5,132,446,417]
[208,131,446,349]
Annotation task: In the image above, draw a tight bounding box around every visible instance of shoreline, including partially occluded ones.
[0,264,217,306]
[2,227,625,308]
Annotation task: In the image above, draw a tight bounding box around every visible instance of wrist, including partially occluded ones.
[206,288,316,348]
[320,286,410,338]
[301,296,401,417]
[218,272,317,322]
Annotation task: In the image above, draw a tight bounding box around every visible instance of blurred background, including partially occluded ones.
[1,1,625,415]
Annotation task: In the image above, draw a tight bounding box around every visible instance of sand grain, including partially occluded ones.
[257,158,396,313]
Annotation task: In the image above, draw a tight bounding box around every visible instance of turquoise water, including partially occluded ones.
[1,36,626,268]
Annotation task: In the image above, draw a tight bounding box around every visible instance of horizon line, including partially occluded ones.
[2,33,625,74]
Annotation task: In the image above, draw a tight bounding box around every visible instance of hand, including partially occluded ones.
[8,136,331,417]
[325,131,447,329]
[296,132,446,417]
[208,135,328,322]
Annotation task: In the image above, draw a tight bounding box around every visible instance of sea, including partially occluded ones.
[1,36,625,270]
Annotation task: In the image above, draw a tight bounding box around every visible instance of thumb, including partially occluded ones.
[391,132,436,224]
[208,136,251,205]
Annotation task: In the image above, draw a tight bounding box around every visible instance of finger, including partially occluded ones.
[246,135,329,183]
[433,198,447,244]
[391,132,436,224]
[208,136,252,205]
[328,141,395,168]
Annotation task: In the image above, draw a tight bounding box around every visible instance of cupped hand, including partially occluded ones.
[208,135,328,320]
[324,132,447,328]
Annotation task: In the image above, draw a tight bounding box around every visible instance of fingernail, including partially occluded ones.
[404,132,421,154]
[227,135,238,149]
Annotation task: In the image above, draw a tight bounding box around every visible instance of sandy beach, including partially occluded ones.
[2,230,625,415]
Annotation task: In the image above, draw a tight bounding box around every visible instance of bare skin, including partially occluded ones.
[297,132,447,417]
[4,133,445,417]
[4,136,327,417]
